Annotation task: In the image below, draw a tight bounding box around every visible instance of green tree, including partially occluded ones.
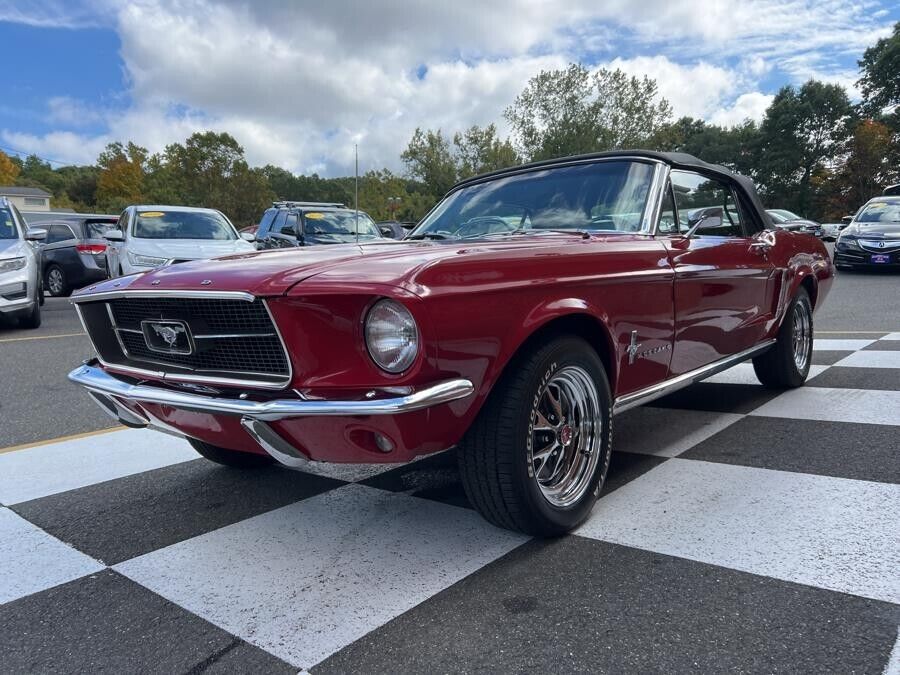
[401,128,457,197]
[858,22,900,115]
[452,124,519,179]
[0,151,20,185]
[653,117,760,176]
[95,141,148,212]
[504,64,672,161]
[755,81,854,216]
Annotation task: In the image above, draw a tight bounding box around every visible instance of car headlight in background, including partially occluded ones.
[365,299,419,373]
[128,252,168,268]
[0,257,27,273]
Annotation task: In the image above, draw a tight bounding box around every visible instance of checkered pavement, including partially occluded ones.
[2,334,899,673]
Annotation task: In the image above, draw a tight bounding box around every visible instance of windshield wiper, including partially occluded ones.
[406,232,450,240]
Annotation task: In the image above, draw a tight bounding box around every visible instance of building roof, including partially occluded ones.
[0,186,52,197]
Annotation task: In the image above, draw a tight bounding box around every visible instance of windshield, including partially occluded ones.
[412,160,655,240]
[770,209,801,221]
[133,210,238,240]
[84,219,119,239]
[0,209,18,239]
[302,210,380,240]
[856,201,900,223]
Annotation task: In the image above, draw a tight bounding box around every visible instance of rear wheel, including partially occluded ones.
[187,438,274,468]
[457,336,612,536]
[45,264,69,297]
[753,287,813,388]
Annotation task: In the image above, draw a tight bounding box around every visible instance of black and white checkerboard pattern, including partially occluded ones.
[2,334,899,673]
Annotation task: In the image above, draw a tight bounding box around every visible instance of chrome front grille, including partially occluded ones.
[77,293,291,389]
[859,239,900,252]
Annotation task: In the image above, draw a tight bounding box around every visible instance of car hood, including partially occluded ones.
[74,233,602,298]
[844,222,900,238]
[0,238,28,258]
[129,238,255,260]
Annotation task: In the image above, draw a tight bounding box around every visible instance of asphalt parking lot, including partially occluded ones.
[1,259,899,673]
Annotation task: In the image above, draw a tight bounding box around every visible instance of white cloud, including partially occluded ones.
[2,0,895,174]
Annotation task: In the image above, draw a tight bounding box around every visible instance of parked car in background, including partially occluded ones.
[255,201,383,249]
[834,196,900,269]
[69,151,833,535]
[105,206,255,277]
[33,216,119,296]
[0,197,46,328]
[883,184,900,196]
[766,209,822,237]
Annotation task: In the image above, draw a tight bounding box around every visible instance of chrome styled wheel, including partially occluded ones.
[791,299,811,371]
[47,267,64,295]
[529,365,602,508]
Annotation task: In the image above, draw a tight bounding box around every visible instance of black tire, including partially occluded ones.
[18,290,42,329]
[45,264,69,297]
[457,336,612,537]
[187,438,275,468]
[753,287,813,388]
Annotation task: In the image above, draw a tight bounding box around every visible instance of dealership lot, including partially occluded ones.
[1,269,899,673]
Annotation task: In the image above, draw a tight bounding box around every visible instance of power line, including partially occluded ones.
[0,143,73,167]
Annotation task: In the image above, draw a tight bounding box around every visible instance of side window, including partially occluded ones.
[280,213,298,236]
[47,224,74,244]
[657,184,678,234]
[271,210,288,236]
[117,210,129,236]
[256,209,276,237]
[670,170,745,237]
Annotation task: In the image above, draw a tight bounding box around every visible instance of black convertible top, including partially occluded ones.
[450,150,772,230]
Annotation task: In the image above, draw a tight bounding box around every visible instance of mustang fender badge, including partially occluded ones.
[627,331,641,365]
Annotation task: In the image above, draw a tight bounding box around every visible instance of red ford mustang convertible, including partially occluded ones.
[69,151,833,535]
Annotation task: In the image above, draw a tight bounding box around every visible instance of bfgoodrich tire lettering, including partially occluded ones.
[457,336,612,536]
[752,287,813,388]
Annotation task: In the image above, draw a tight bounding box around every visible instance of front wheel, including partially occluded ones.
[753,287,813,388]
[187,438,274,468]
[457,336,612,536]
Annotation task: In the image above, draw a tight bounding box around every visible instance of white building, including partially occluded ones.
[0,186,51,212]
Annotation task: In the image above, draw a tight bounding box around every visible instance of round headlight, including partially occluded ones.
[365,299,419,373]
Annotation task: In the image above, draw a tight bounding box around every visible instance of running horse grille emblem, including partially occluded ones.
[140,319,193,355]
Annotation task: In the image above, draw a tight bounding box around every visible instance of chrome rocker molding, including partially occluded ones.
[612,339,777,414]
[68,362,475,420]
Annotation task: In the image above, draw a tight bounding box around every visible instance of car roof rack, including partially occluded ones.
[272,200,347,209]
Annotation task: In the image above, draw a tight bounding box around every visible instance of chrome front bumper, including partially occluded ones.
[68,362,475,421]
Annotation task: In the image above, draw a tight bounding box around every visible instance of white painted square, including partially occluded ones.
[833,351,900,370]
[615,407,744,457]
[578,459,900,603]
[749,387,900,426]
[0,507,104,604]
[813,338,875,351]
[702,363,828,386]
[116,484,527,668]
[0,429,198,505]
[881,333,900,341]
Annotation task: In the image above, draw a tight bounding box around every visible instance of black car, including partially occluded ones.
[35,216,119,296]
[255,201,382,249]
[834,196,900,269]
[766,209,822,237]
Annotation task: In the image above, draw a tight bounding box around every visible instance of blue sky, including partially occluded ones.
[1,0,897,175]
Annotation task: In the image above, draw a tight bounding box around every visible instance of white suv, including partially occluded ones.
[105,205,255,277]
[0,198,46,329]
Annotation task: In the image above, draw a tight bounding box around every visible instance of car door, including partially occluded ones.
[105,209,129,276]
[660,170,777,376]
[268,211,300,248]
[43,223,80,284]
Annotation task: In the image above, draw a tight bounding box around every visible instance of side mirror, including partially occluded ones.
[240,231,256,242]
[841,215,853,225]
[25,227,47,242]
[104,229,125,242]
[685,207,724,238]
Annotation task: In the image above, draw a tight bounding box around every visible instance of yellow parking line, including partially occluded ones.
[0,427,120,455]
[0,331,86,344]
